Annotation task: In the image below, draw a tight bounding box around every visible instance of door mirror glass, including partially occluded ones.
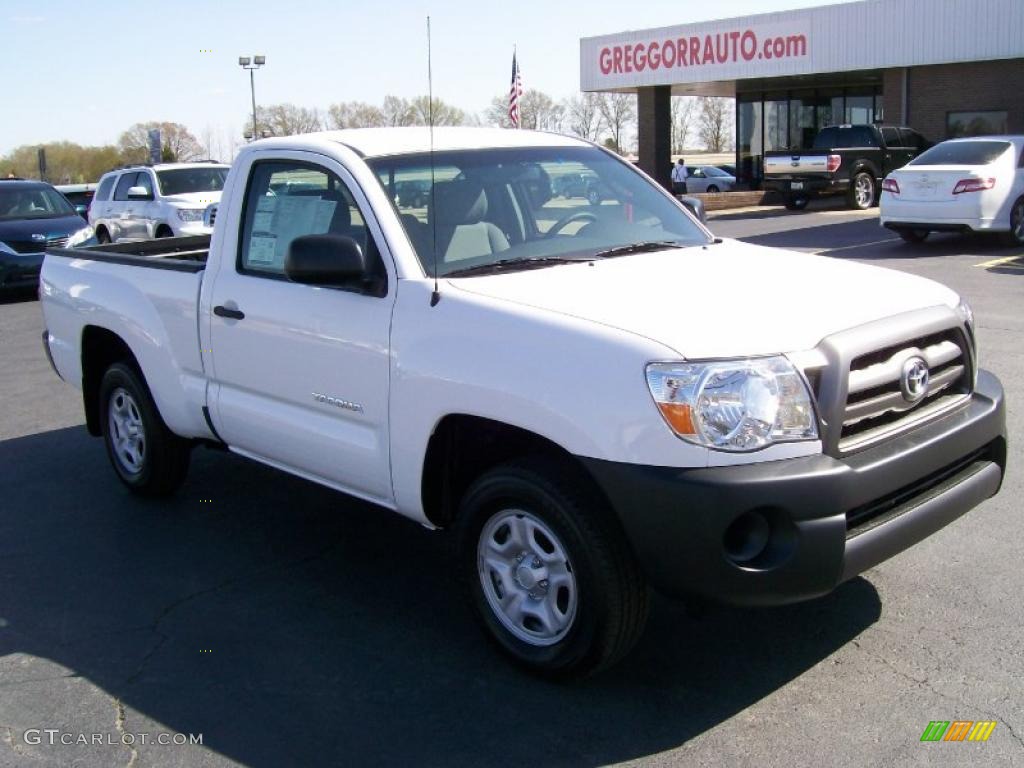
[285,234,366,286]
[126,186,152,201]
[74,204,88,217]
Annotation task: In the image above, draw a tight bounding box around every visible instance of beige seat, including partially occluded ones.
[428,180,509,263]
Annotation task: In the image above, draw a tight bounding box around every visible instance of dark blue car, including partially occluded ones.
[0,180,96,293]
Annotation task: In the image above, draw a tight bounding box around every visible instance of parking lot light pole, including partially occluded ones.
[239,55,266,142]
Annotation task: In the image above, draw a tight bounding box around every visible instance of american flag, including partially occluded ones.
[508,51,522,128]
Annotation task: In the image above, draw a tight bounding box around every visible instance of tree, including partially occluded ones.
[118,122,205,164]
[697,97,734,153]
[598,93,636,153]
[485,90,563,132]
[564,93,604,141]
[251,104,323,138]
[671,96,699,153]
[327,101,385,129]
[519,91,563,132]
[485,96,514,128]
[409,96,466,126]
[1,142,122,183]
[382,95,417,126]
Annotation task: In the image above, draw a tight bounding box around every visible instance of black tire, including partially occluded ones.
[897,228,929,244]
[1001,197,1024,247]
[587,189,602,205]
[95,227,111,244]
[848,171,876,210]
[706,185,720,194]
[455,457,649,680]
[99,362,191,496]
[155,225,174,238]
[785,195,810,211]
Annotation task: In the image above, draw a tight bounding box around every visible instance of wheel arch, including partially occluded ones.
[420,414,605,529]
[81,325,144,436]
[850,160,880,181]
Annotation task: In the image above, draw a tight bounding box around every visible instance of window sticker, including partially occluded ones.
[253,211,274,232]
[248,234,277,265]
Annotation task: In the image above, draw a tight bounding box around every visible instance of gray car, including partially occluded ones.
[687,165,736,193]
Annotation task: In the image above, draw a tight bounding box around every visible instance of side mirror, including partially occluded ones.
[75,204,88,218]
[285,234,366,286]
[127,186,152,201]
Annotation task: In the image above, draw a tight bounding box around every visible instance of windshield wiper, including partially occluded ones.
[444,256,592,277]
[592,240,689,259]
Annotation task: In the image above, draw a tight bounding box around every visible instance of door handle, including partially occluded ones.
[213,305,245,320]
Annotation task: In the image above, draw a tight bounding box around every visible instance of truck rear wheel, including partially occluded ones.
[455,458,649,680]
[848,171,876,210]
[99,363,191,496]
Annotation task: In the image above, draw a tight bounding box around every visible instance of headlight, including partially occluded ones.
[177,208,205,222]
[646,357,818,451]
[66,226,95,248]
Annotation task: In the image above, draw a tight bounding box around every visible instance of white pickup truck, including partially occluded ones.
[40,128,1006,679]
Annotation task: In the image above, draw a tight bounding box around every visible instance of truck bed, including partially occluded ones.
[48,235,210,272]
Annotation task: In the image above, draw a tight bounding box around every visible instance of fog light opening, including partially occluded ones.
[723,511,771,565]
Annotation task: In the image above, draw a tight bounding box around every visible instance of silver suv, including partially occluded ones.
[89,162,228,243]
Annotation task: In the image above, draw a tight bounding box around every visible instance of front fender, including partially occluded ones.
[387,280,707,522]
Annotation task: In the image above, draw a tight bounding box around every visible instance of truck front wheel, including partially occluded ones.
[99,363,191,496]
[848,171,876,209]
[455,458,649,679]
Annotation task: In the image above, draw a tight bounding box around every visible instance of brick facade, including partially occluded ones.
[900,59,1024,141]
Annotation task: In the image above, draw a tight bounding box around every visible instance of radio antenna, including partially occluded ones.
[427,16,441,306]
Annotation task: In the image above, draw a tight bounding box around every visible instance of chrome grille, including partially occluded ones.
[46,235,69,249]
[839,329,971,451]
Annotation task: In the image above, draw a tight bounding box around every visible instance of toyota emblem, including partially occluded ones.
[900,357,930,403]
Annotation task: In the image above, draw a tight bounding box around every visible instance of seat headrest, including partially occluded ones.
[430,180,488,226]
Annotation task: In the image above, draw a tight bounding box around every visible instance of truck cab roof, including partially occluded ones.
[246,127,591,159]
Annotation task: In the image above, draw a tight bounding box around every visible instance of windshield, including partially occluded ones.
[910,140,1011,166]
[368,146,708,277]
[156,167,228,196]
[0,185,77,220]
[703,166,731,177]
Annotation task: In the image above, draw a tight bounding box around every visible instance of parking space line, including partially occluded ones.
[814,237,899,254]
[974,255,1024,269]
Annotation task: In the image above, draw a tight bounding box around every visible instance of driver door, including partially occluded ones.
[207,152,397,507]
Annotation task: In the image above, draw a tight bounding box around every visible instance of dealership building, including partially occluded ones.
[580,0,1024,189]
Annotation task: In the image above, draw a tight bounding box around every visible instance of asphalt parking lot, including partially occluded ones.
[1,205,1022,768]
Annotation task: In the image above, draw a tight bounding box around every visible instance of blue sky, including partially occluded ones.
[0,0,846,155]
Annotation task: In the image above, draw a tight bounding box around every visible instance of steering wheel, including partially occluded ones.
[545,211,598,238]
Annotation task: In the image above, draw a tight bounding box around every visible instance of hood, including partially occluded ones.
[449,239,960,359]
[0,214,89,244]
[163,191,223,206]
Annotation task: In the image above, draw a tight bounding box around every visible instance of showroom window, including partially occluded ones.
[947,111,1008,138]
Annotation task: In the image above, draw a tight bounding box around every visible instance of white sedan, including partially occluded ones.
[880,135,1024,245]
[686,166,736,193]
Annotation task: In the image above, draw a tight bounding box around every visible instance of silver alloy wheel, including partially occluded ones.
[854,174,874,207]
[108,387,146,475]
[1013,201,1024,242]
[477,509,578,646]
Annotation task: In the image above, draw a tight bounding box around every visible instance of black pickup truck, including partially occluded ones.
[763,124,931,210]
